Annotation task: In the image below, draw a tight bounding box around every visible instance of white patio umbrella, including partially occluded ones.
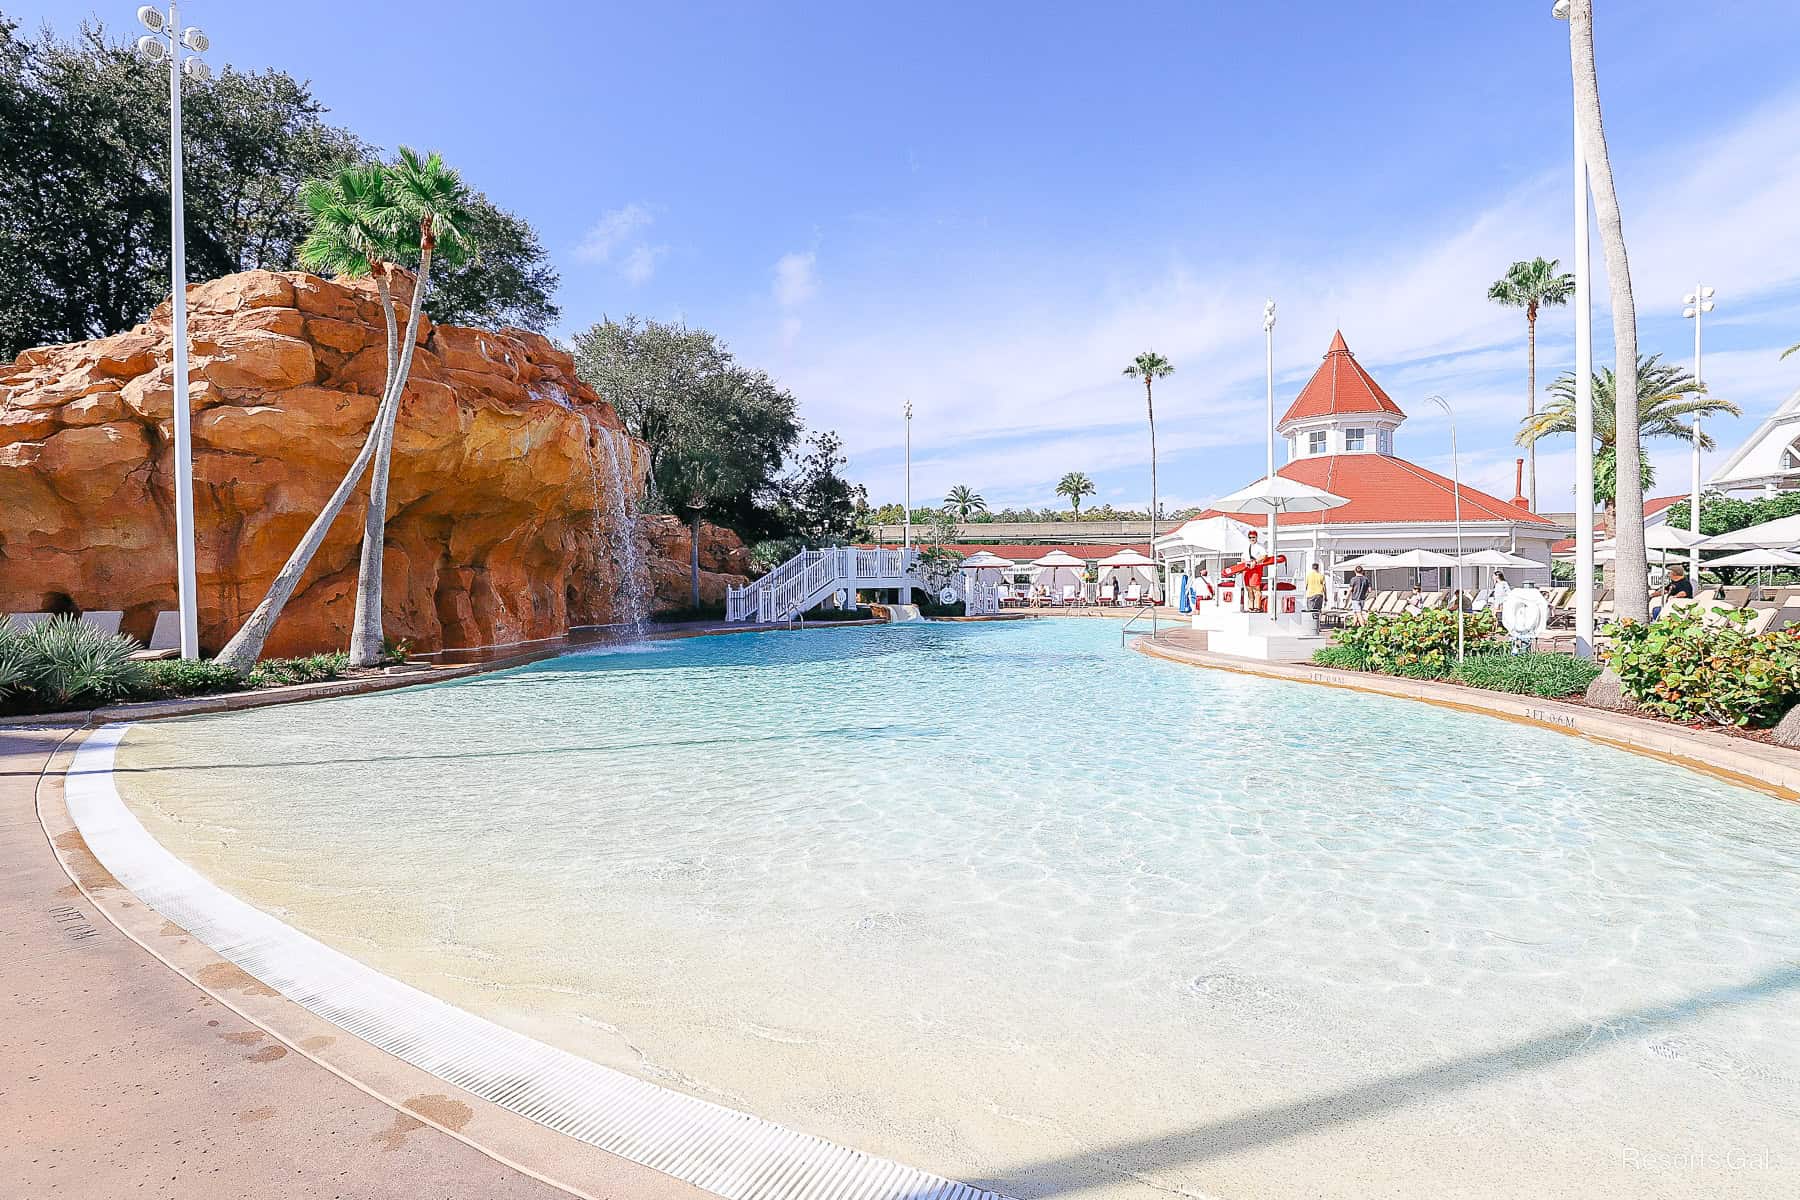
[1701,547,1800,602]
[1704,547,1800,568]
[1210,476,1349,620]
[1029,549,1087,601]
[960,551,1014,570]
[1335,552,1397,571]
[1643,524,1707,552]
[1700,515,1800,551]
[1457,548,1539,568]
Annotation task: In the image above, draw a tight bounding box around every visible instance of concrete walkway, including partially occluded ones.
[0,725,705,1199]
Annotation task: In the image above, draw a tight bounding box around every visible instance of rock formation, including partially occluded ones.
[0,269,749,656]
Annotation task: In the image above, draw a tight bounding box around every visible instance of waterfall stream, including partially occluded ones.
[537,384,651,636]
[594,426,651,633]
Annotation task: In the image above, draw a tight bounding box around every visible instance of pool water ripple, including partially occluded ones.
[116,619,1800,1198]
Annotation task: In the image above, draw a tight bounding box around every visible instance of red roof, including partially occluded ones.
[865,543,1149,561]
[1278,331,1406,427]
[1549,495,1682,552]
[1197,455,1555,528]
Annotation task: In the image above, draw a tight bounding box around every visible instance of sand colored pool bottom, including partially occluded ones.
[114,621,1800,1198]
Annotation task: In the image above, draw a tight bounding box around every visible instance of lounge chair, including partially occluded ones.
[1124,584,1143,605]
[79,610,124,636]
[1061,584,1080,606]
[128,610,183,660]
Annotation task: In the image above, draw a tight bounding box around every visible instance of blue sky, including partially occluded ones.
[18,0,1800,512]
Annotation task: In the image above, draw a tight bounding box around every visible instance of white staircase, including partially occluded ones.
[726,546,920,623]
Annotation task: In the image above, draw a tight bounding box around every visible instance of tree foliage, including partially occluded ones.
[0,17,556,358]
[571,315,865,546]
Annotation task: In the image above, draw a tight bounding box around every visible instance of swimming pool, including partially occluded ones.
[113,619,1800,1198]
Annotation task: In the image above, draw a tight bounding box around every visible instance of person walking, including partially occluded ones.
[1305,561,1327,630]
[1348,565,1372,625]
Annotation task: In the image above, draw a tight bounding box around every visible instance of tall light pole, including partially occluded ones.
[136,4,210,660]
[1682,285,1715,580]
[1428,395,1466,662]
[902,400,913,556]
[1263,298,1278,558]
[1556,0,1596,660]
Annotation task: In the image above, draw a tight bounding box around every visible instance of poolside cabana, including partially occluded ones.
[1028,550,1087,604]
[1155,516,1254,595]
[1095,548,1158,604]
[960,551,1015,612]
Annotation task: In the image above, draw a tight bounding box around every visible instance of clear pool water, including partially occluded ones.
[117,619,1800,1198]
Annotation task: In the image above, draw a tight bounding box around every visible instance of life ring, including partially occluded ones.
[1501,589,1549,639]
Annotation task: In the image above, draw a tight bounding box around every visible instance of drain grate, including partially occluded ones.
[67,724,1009,1200]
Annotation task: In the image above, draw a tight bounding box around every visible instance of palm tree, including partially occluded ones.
[213,165,406,675]
[1518,353,1739,516]
[1123,350,1174,591]
[1055,471,1096,517]
[346,148,474,668]
[1568,0,1647,620]
[1487,257,1574,512]
[942,484,987,522]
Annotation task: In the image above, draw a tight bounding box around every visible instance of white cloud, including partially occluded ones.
[773,251,818,309]
[731,90,1800,509]
[574,203,664,286]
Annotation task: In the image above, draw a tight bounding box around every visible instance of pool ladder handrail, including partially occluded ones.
[1120,603,1160,645]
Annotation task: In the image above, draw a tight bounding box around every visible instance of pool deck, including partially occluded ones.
[1135,627,1800,799]
[0,723,710,1200]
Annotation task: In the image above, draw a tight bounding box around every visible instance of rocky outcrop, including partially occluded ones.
[642,514,754,609]
[0,269,748,656]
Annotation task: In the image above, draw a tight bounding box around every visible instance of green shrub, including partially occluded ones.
[1311,644,1369,671]
[18,615,147,708]
[1449,650,1601,697]
[248,651,349,688]
[0,623,30,701]
[140,658,247,698]
[1605,608,1800,727]
[1324,609,1502,678]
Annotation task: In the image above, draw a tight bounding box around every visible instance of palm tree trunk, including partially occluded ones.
[213,402,391,675]
[1146,378,1159,601]
[1526,306,1538,511]
[1570,0,1647,621]
[349,251,433,667]
[689,505,702,611]
[212,277,402,676]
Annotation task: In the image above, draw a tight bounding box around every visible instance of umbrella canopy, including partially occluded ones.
[1335,553,1397,571]
[1703,547,1800,569]
[1457,548,1540,568]
[1030,550,1086,568]
[1700,515,1800,550]
[1595,538,1684,564]
[1643,523,1707,551]
[1211,475,1351,516]
[1380,548,1460,568]
[1095,549,1156,567]
[1159,515,1254,554]
[960,551,1014,570]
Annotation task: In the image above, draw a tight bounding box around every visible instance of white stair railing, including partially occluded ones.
[726,546,920,622]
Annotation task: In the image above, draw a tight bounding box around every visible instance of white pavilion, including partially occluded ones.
[1157,331,1567,596]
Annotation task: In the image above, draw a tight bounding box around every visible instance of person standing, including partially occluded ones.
[1348,565,1372,624]
[1305,561,1327,629]
[1191,564,1216,605]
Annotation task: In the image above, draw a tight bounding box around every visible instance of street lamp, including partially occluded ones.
[137,3,210,660]
[1428,394,1466,663]
[902,400,913,557]
[1683,285,1716,580]
[1555,0,1596,660]
[1262,297,1278,557]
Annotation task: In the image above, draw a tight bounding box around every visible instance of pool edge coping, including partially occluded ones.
[1132,635,1800,802]
[46,723,1013,1200]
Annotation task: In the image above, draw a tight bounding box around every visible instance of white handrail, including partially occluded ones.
[725,546,921,622]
